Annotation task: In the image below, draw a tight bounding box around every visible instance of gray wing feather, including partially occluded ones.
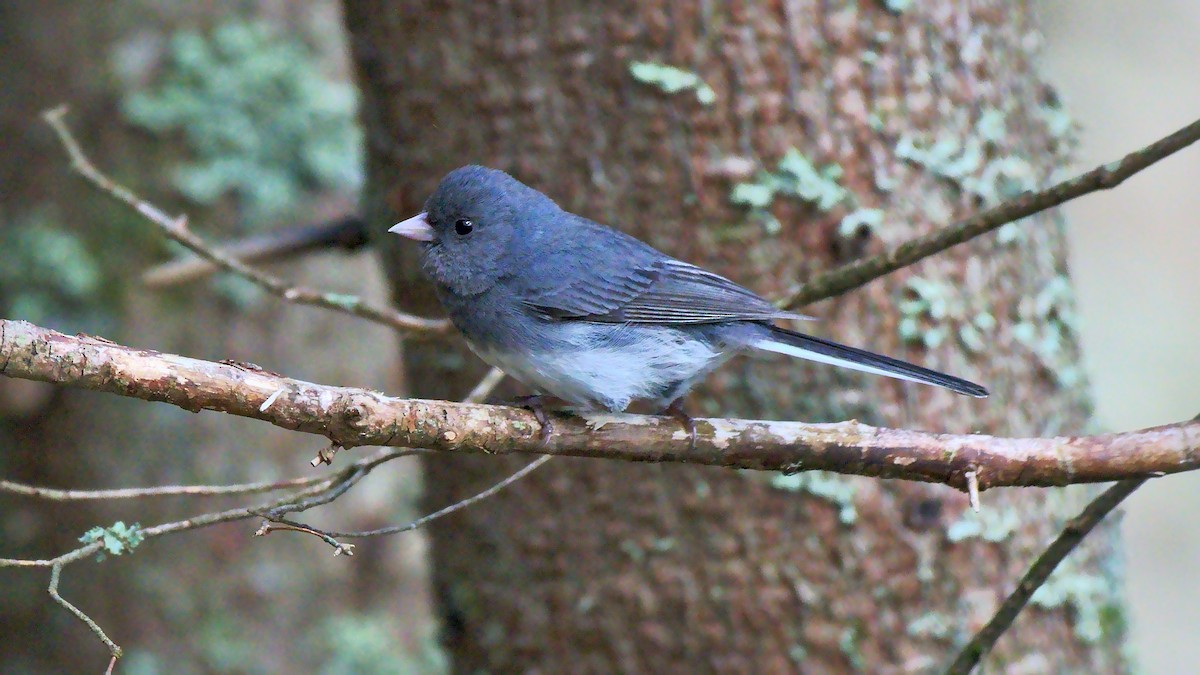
[525,256,810,325]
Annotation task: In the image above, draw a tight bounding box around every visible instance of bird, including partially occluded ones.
[390,165,987,441]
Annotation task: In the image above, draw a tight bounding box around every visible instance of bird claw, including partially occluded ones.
[508,394,554,444]
[663,400,697,450]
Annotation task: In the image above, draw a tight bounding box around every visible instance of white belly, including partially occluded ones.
[467,325,732,412]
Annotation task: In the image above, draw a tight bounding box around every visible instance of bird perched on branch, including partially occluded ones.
[391,166,986,441]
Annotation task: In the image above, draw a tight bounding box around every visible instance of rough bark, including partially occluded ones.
[345,1,1121,671]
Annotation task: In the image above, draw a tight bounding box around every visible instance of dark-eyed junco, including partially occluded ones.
[391,166,986,438]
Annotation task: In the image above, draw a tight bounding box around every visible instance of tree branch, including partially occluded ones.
[48,563,122,666]
[42,106,451,337]
[782,115,1200,307]
[945,477,1148,673]
[0,446,412,570]
[3,319,1195,490]
[0,474,332,501]
[142,216,369,288]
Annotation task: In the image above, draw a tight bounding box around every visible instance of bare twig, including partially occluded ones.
[2,474,363,675]
[3,319,1198,489]
[965,470,981,513]
[463,367,507,404]
[48,563,122,665]
[254,519,357,556]
[945,478,1148,674]
[782,116,1200,308]
[266,366,538,548]
[0,474,329,500]
[143,216,369,288]
[268,454,555,544]
[0,448,409,569]
[42,106,450,337]
[342,455,553,537]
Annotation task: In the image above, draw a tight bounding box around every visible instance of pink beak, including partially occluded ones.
[388,212,434,241]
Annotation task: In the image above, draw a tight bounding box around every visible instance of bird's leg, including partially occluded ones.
[662,399,698,450]
[507,394,557,444]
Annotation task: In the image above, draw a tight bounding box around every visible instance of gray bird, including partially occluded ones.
[390,166,986,439]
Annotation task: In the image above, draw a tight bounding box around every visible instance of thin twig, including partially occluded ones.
[944,478,1148,674]
[782,116,1200,307]
[254,520,356,556]
[965,470,981,513]
[48,563,123,664]
[463,367,507,404]
[0,474,329,500]
[142,216,368,288]
[41,106,450,337]
[262,367,545,551]
[281,454,555,541]
[0,449,408,569]
[344,454,554,537]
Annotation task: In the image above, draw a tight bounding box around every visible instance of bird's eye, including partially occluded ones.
[454,219,474,236]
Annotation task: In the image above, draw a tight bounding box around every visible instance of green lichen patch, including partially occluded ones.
[896,110,1039,207]
[770,471,858,525]
[79,521,144,560]
[629,62,716,105]
[319,613,447,674]
[0,212,107,329]
[117,20,363,224]
[730,149,854,233]
[906,611,955,640]
[882,0,914,12]
[1031,563,1121,644]
[1013,274,1085,387]
[945,507,1020,543]
[838,208,885,238]
[898,277,996,354]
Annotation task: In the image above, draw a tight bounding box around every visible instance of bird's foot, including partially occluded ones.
[507,394,557,444]
[663,399,697,450]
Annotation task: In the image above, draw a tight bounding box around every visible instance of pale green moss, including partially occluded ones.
[0,213,104,328]
[730,149,853,233]
[1031,564,1120,644]
[977,109,1008,143]
[839,625,865,669]
[896,109,1038,206]
[788,644,808,664]
[838,208,885,238]
[906,611,955,640]
[946,507,1021,543]
[79,521,144,560]
[1013,273,1085,387]
[629,62,716,105]
[118,20,363,224]
[320,613,448,675]
[898,277,997,354]
[770,471,858,525]
[1038,98,1077,139]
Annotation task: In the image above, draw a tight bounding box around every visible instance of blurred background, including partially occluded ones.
[1042,2,1200,671]
[0,1,1196,672]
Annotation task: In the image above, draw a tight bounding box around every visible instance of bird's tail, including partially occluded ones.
[754,326,988,398]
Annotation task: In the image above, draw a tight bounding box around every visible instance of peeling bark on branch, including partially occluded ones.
[2,319,1193,490]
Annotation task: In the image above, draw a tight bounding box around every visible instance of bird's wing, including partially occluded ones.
[524,253,809,325]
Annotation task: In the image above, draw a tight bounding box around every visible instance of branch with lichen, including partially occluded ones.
[781,115,1200,307]
[42,106,451,337]
[3,319,1196,490]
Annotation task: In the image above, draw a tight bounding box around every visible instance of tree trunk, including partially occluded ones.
[346,1,1123,671]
